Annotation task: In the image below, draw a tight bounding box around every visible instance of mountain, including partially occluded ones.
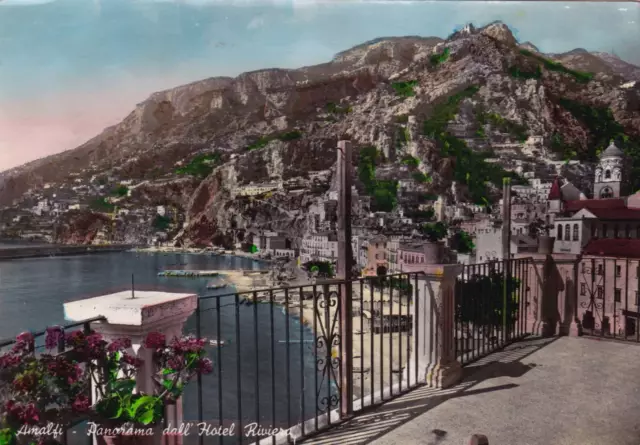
[1,22,640,247]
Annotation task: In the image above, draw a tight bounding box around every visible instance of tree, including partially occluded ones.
[528,219,552,238]
[450,230,475,253]
[420,221,448,242]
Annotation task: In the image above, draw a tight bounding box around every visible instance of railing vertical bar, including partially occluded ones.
[379,275,384,400]
[299,286,306,437]
[464,264,470,364]
[216,297,223,445]
[253,291,260,432]
[406,274,411,389]
[270,289,276,445]
[636,260,640,343]
[483,262,489,356]
[454,267,459,361]
[624,259,629,342]
[235,293,244,445]
[370,278,375,400]
[398,275,403,394]
[614,259,618,339]
[322,284,332,425]
[313,284,319,432]
[414,274,419,386]
[284,288,292,443]
[602,259,607,337]
[389,275,394,395]
[473,263,479,361]
[360,279,365,406]
[519,260,524,338]
[196,299,204,445]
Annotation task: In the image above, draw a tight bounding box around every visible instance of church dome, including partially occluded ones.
[600,141,624,158]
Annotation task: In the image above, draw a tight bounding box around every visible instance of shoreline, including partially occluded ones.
[0,244,135,261]
[132,246,275,264]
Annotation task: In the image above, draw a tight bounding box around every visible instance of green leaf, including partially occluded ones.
[108,378,136,395]
[0,429,16,445]
[131,396,162,425]
[162,368,174,375]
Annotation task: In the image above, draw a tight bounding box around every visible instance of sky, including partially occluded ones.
[0,0,638,171]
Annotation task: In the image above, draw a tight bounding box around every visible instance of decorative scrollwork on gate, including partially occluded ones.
[313,287,341,412]
[579,262,607,334]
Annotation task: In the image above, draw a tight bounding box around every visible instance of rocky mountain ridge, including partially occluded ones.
[2,22,639,247]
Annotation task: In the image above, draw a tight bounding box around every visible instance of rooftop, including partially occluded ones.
[600,140,624,159]
[583,238,640,259]
[565,198,626,212]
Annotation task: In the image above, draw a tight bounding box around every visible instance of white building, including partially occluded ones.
[236,181,283,197]
[300,232,338,264]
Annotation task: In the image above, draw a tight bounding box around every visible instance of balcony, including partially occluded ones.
[3,256,640,444]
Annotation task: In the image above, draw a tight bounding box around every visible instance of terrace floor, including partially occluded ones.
[301,336,640,445]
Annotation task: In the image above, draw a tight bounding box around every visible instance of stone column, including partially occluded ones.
[404,265,463,389]
[64,291,198,445]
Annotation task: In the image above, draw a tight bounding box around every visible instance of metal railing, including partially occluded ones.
[188,272,422,445]
[0,316,106,445]
[579,257,640,342]
[454,259,532,365]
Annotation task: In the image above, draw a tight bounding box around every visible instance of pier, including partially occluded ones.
[157,269,270,278]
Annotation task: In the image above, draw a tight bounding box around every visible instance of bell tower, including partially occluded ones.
[594,140,626,199]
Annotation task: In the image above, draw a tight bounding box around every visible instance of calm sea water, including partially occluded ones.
[0,252,324,443]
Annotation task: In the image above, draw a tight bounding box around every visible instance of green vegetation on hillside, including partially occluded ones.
[391,80,419,98]
[423,86,525,206]
[153,214,171,231]
[175,153,221,179]
[326,102,352,114]
[508,65,542,80]
[558,98,640,190]
[430,48,450,67]
[111,185,129,197]
[412,171,432,183]
[246,130,303,151]
[476,110,528,143]
[90,198,115,213]
[401,155,420,167]
[358,146,398,212]
[451,230,475,253]
[519,49,594,84]
[420,221,448,242]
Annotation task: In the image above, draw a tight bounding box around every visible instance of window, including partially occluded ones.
[636,291,640,306]
[626,224,631,238]
[580,283,586,296]
[602,224,608,238]
[597,264,604,275]
[597,286,604,299]
[573,224,579,241]
[557,224,563,240]
[616,265,622,277]
[615,288,621,303]
[564,225,570,241]
[614,225,620,239]
[605,169,611,179]
[581,262,586,273]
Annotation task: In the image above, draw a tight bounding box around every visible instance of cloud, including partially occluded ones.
[247,16,265,29]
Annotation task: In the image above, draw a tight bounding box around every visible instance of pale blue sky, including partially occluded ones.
[0,0,638,169]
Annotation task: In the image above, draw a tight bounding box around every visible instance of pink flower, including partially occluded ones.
[144,332,166,349]
[121,353,143,368]
[12,331,34,353]
[107,338,132,352]
[197,358,213,374]
[22,403,40,425]
[72,394,90,413]
[47,356,83,386]
[65,330,86,346]
[45,326,64,350]
[0,353,21,369]
[14,371,39,392]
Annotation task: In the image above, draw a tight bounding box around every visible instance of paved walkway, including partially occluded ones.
[301,336,640,445]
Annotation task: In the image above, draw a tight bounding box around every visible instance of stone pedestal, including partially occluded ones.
[64,291,198,445]
[404,265,463,389]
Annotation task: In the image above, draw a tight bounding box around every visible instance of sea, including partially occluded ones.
[0,251,324,444]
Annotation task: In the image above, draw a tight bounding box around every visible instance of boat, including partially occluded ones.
[206,282,227,290]
[209,340,226,347]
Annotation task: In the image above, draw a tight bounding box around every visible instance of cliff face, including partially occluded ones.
[3,23,640,246]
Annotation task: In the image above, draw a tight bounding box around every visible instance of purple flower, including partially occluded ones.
[45,326,64,350]
[14,371,39,392]
[65,330,85,346]
[197,358,213,375]
[107,337,132,352]
[47,356,83,386]
[144,332,166,349]
[0,352,21,369]
[12,331,34,353]
[72,394,90,413]
[121,353,143,368]
[22,403,40,425]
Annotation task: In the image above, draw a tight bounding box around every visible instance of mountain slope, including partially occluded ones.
[2,22,640,247]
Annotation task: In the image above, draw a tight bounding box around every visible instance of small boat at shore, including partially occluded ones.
[209,340,226,347]
[206,282,228,290]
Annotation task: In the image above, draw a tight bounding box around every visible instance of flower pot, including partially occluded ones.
[537,235,555,254]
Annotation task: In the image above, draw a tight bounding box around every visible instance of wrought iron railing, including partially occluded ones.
[187,272,422,445]
[0,316,106,445]
[454,259,532,365]
[579,257,640,342]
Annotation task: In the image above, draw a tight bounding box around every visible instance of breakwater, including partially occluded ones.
[0,244,136,261]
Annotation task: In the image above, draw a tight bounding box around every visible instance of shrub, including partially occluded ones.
[391,80,419,98]
[420,221,448,242]
[430,48,450,67]
[519,49,593,83]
